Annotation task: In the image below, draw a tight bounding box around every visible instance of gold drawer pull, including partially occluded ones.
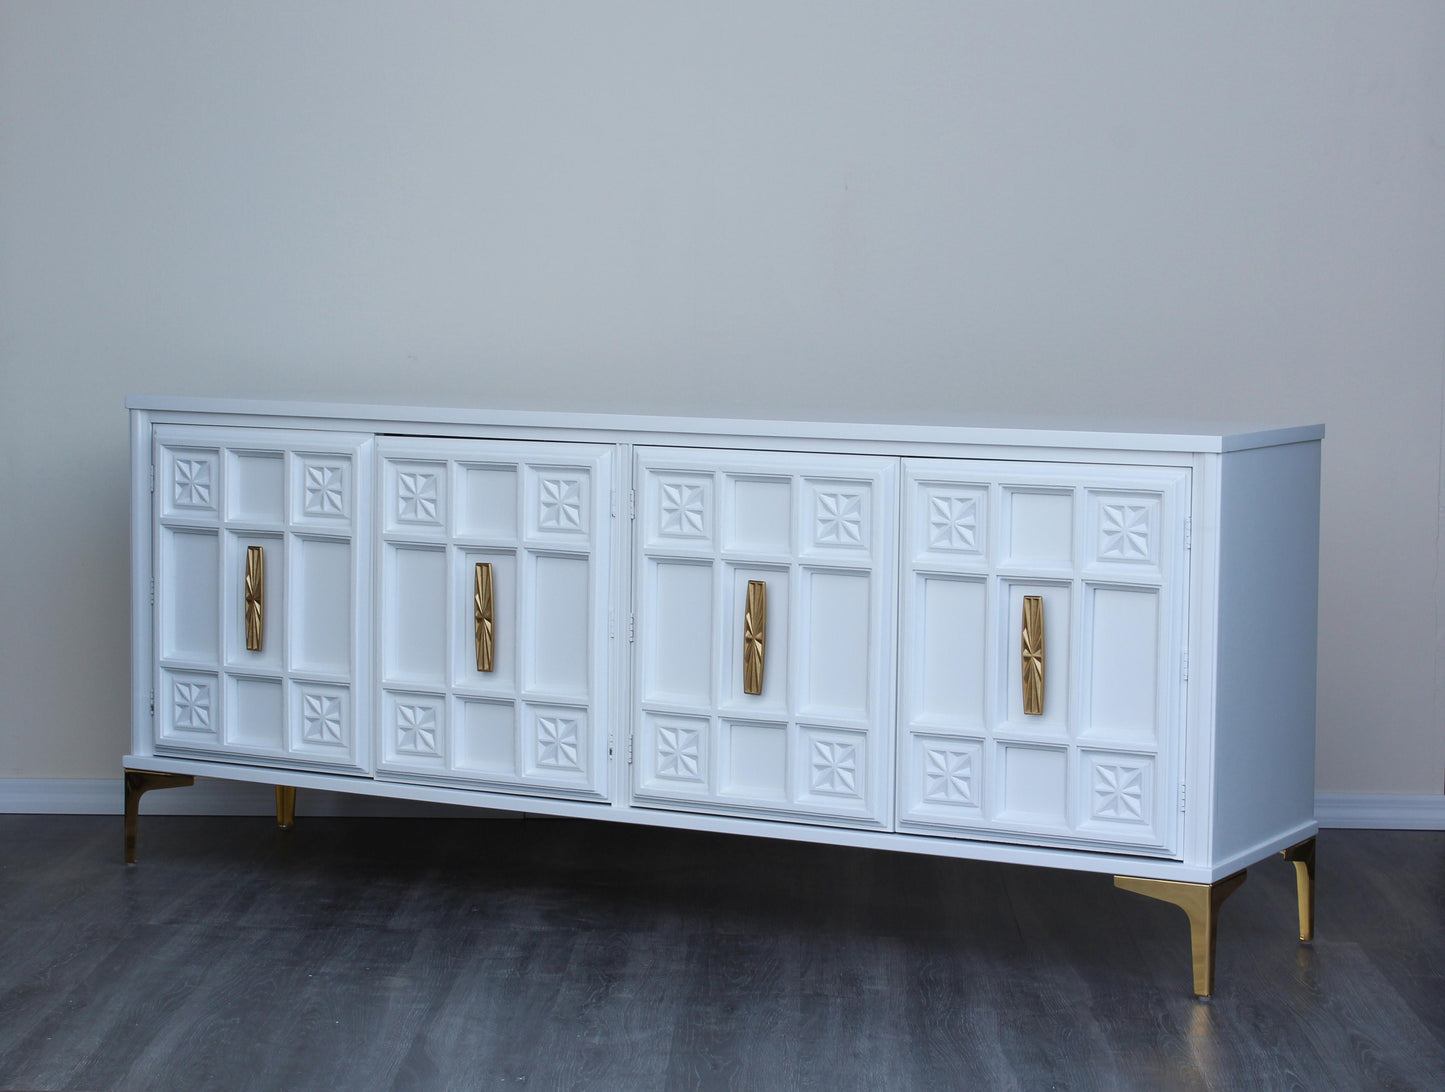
[244,546,264,651]
[1022,594,1044,715]
[475,562,495,672]
[743,580,767,696]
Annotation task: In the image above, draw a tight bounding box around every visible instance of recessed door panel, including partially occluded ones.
[644,559,714,706]
[1084,585,1160,743]
[292,537,351,676]
[160,528,218,664]
[375,438,613,800]
[526,553,590,698]
[385,545,447,686]
[898,457,1189,855]
[152,426,371,773]
[802,569,871,720]
[634,448,897,829]
[915,574,987,731]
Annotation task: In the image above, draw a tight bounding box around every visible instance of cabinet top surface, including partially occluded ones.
[128,395,1323,454]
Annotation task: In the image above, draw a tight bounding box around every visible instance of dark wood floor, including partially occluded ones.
[1,814,1442,1091]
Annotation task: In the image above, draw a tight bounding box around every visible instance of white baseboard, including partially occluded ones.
[0,778,505,818]
[2,780,1443,829]
[1314,792,1445,830]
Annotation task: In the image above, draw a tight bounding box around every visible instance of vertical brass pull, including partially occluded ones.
[1022,594,1044,715]
[475,562,495,672]
[244,546,264,651]
[743,580,767,695]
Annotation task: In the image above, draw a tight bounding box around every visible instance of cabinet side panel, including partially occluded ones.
[1211,441,1320,862]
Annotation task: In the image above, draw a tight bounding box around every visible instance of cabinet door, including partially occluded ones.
[633,448,898,828]
[375,438,614,801]
[896,458,1190,854]
[152,426,372,771]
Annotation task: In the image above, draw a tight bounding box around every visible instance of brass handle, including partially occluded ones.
[743,580,767,695]
[474,562,495,672]
[244,546,264,651]
[1022,594,1044,715]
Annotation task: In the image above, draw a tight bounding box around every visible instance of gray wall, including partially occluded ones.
[3,2,1442,794]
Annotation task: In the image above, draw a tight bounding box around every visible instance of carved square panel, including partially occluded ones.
[644,470,714,552]
[1081,750,1155,828]
[795,726,867,807]
[803,479,871,553]
[919,736,982,807]
[917,484,988,560]
[161,447,219,520]
[524,466,590,543]
[385,460,446,534]
[522,703,588,780]
[296,457,351,523]
[159,669,219,741]
[644,713,708,788]
[382,690,447,768]
[1088,492,1161,567]
[289,682,350,755]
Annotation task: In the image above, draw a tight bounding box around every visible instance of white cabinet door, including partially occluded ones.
[152,426,372,772]
[896,458,1190,854]
[633,449,898,828]
[375,438,614,801]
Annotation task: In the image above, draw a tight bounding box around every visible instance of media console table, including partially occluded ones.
[125,397,1321,996]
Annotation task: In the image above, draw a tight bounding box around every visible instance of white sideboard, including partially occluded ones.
[124,397,1323,996]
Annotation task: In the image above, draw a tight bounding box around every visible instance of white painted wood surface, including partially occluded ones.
[128,398,1323,883]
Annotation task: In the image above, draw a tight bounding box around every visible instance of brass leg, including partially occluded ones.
[275,786,296,830]
[123,769,195,864]
[1115,870,1247,997]
[1281,836,1316,942]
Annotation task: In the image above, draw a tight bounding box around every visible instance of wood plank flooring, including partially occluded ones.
[1,815,1442,1090]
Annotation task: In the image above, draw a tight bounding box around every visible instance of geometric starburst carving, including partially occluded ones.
[536,715,581,770]
[538,478,583,532]
[397,471,439,523]
[659,481,707,538]
[928,493,978,552]
[172,680,213,731]
[815,491,864,547]
[1092,762,1145,822]
[173,458,213,509]
[809,737,859,796]
[303,463,346,516]
[301,692,344,745]
[395,703,438,755]
[656,723,702,781]
[923,745,975,805]
[1099,502,1152,561]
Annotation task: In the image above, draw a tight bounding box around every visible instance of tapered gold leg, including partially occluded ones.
[275,786,296,830]
[1115,870,1247,997]
[123,769,195,863]
[1281,836,1316,942]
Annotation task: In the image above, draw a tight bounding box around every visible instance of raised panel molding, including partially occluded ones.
[397,470,441,524]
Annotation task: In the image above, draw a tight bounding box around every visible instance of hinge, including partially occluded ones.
[628,615,635,643]
[1184,518,1192,551]
[628,489,636,520]
[608,732,614,758]
[609,609,615,639]
[611,488,617,518]
[1182,648,1189,682]
[150,578,155,605]
[627,735,634,765]
[148,467,156,494]
[1178,783,1187,812]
